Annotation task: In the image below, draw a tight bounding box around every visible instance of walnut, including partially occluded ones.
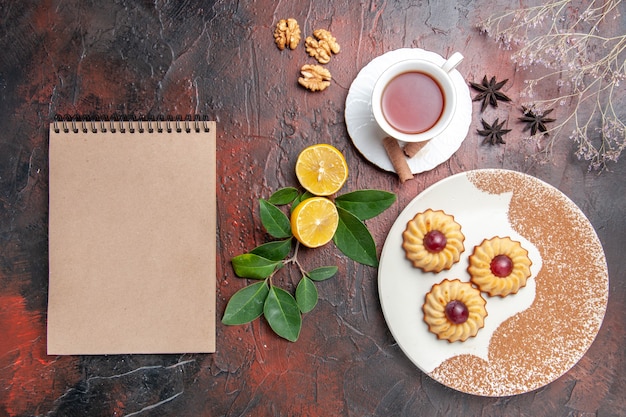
[313,29,340,54]
[304,37,331,64]
[298,64,332,92]
[305,29,340,64]
[274,18,301,50]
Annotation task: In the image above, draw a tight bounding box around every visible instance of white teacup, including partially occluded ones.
[371,52,463,143]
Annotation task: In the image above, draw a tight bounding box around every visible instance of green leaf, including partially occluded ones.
[260,199,292,238]
[295,276,318,313]
[222,281,269,325]
[264,286,302,342]
[231,253,283,279]
[291,191,314,211]
[307,266,338,281]
[250,239,293,261]
[333,207,379,267]
[335,190,396,220]
[268,187,299,205]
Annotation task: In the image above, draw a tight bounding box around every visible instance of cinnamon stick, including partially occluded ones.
[382,136,413,183]
[403,140,429,158]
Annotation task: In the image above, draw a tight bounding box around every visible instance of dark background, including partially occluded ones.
[1,1,624,416]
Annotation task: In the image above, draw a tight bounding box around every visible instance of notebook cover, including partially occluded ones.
[47,121,216,354]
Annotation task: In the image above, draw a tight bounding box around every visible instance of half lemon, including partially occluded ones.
[291,197,339,248]
[295,144,348,196]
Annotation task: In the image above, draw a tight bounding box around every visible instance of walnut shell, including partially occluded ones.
[274,18,301,50]
[298,64,332,92]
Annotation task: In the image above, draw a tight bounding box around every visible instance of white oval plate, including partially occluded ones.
[378,169,608,396]
[345,48,472,174]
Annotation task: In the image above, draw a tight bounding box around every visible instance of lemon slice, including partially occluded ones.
[295,144,348,196]
[291,197,339,248]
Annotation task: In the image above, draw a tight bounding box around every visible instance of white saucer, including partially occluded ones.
[345,48,472,174]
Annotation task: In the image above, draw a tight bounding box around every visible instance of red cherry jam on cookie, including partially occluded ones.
[445,300,469,324]
[491,254,513,277]
[423,230,447,253]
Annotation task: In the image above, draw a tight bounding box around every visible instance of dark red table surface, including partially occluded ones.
[1,1,624,416]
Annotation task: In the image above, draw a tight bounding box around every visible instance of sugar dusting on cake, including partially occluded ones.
[429,170,608,396]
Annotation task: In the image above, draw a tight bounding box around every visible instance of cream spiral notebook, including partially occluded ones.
[48,116,216,354]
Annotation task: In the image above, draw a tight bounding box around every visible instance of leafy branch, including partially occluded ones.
[223,186,396,341]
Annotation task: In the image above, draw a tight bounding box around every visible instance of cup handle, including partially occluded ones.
[441,52,463,73]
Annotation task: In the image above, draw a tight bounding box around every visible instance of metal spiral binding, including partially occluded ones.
[52,114,212,134]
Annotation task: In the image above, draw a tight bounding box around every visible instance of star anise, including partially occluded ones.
[519,106,556,136]
[470,75,512,112]
[477,118,511,145]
